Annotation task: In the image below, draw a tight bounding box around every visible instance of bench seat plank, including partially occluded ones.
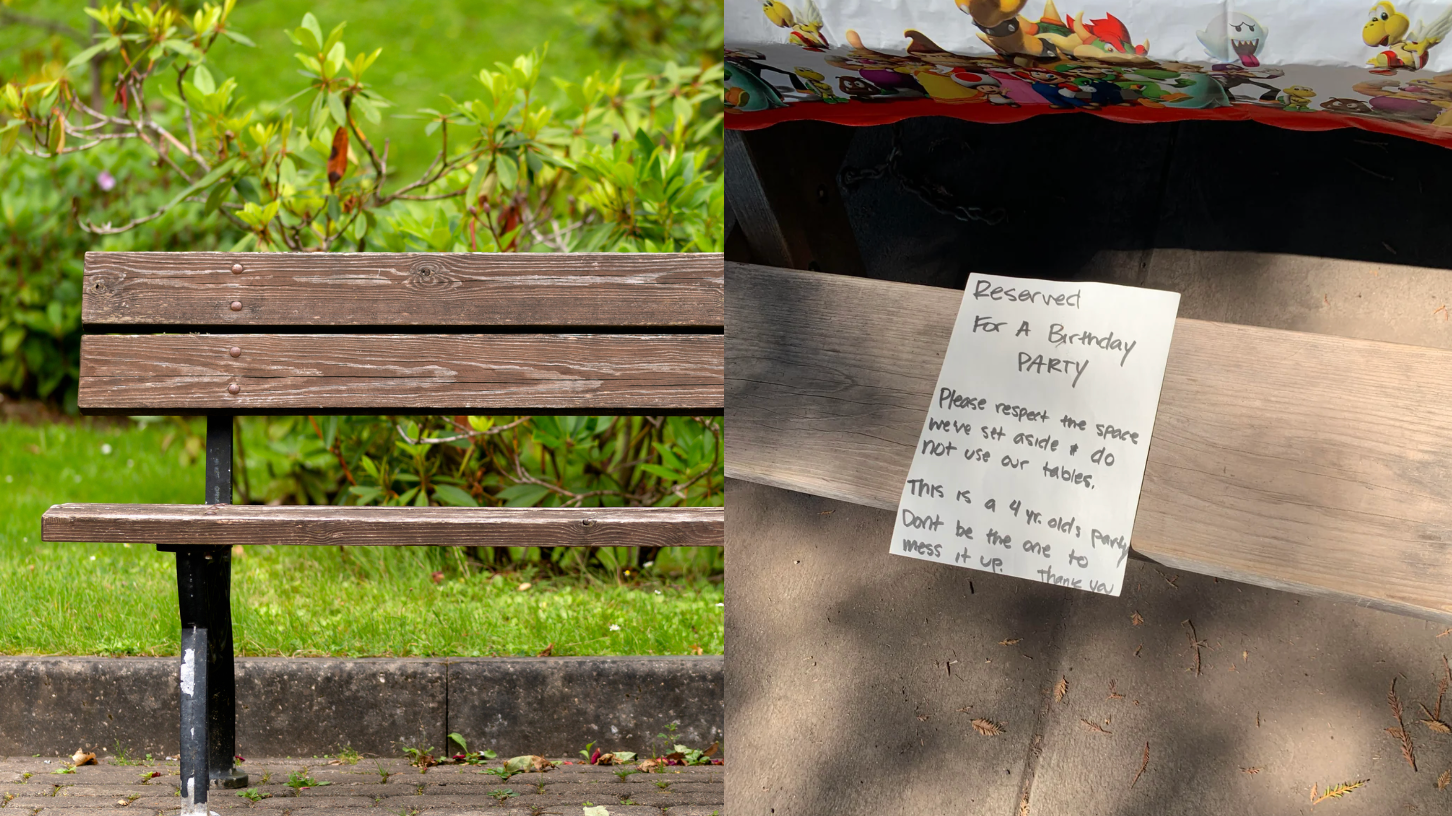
[725,262,1452,622]
[78,334,723,414]
[42,504,724,548]
[83,252,723,328]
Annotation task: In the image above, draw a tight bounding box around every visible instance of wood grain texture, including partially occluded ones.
[79,334,723,414]
[725,262,1452,622]
[82,252,723,328]
[42,504,723,548]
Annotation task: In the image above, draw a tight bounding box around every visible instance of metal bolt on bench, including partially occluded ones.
[41,251,725,814]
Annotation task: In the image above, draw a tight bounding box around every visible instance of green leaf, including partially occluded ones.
[202,178,231,214]
[352,95,380,124]
[300,13,323,50]
[495,156,517,191]
[432,485,478,507]
[638,464,677,480]
[495,483,549,507]
[229,233,258,252]
[162,157,240,214]
[327,92,347,127]
[222,30,256,47]
[192,64,216,95]
[634,128,656,158]
[465,160,488,205]
[65,37,118,70]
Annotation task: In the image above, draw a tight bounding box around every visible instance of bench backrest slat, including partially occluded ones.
[79,333,722,414]
[79,252,724,415]
[83,251,723,329]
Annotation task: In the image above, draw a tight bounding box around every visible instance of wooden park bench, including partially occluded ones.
[724,261,1452,624]
[40,251,725,815]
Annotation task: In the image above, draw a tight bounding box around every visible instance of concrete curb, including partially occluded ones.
[0,656,722,759]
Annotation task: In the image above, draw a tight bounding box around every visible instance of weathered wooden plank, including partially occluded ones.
[725,262,1452,622]
[78,334,723,414]
[42,504,723,548]
[82,252,724,329]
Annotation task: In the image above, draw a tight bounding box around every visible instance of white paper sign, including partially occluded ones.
[890,275,1180,596]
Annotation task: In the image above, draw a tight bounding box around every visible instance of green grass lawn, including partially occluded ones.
[1,0,639,181]
[0,418,724,657]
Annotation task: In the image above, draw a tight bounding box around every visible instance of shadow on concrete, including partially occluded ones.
[726,479,1452,816]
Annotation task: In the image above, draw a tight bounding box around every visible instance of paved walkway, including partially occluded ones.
[0,757,724,816]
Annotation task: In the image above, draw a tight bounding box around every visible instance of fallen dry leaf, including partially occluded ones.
[1080,719,1111,735]
[1435,656,1450,721]
[1054,676,1069,702]
[972,718,1003,736]
[1134,644,1143,658]
[689,644,705,656]
[637,758,665,773]
[504,755,555,773]
[1436,769,1450,790]
[1182,620,1206,676]
[536,643,554,657]
[1129,742,1149,789]
[1418,703,1450,734]
[999,638,1022,646]
[1311,779,1368,805]
[1388,677,1418,772]
[70,750,95,767]
[1131,612,1144,626]
[1241,767,1261,775]
[1108,680,1125,700]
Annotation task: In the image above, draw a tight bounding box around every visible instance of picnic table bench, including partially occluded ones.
[40,251,725,815]
[724,260,1452,623]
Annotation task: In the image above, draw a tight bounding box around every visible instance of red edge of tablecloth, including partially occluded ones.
[725,98,1452,148]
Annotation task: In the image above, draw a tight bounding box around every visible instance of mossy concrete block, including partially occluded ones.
[446,656,724,756]
[0,656,721,760]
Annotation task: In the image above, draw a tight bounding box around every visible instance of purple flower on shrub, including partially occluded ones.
[97,171,116,191]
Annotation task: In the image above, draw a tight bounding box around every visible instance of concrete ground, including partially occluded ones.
[725,117,1452,815]
[0,757,723,816]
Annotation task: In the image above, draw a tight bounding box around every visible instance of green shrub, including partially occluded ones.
[0,0,723,401]
[1,141,235,409]
[573,0,725,67]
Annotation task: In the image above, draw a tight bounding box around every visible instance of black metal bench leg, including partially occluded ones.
[176,548,213,814]
[204,546,247,788]
[170,415,247,813]
[203,415,247,790]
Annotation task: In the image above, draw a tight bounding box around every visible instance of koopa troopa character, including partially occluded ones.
[1363,1,1452,71]
[763,0,830,50]
[793,67,849,103]
[1196,11,1268,67]
[1277,85,1316,111]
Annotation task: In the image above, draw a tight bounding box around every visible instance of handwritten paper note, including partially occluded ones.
[890,274,1181,595]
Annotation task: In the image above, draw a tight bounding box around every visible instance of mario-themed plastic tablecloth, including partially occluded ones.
[726,0,1452,146]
